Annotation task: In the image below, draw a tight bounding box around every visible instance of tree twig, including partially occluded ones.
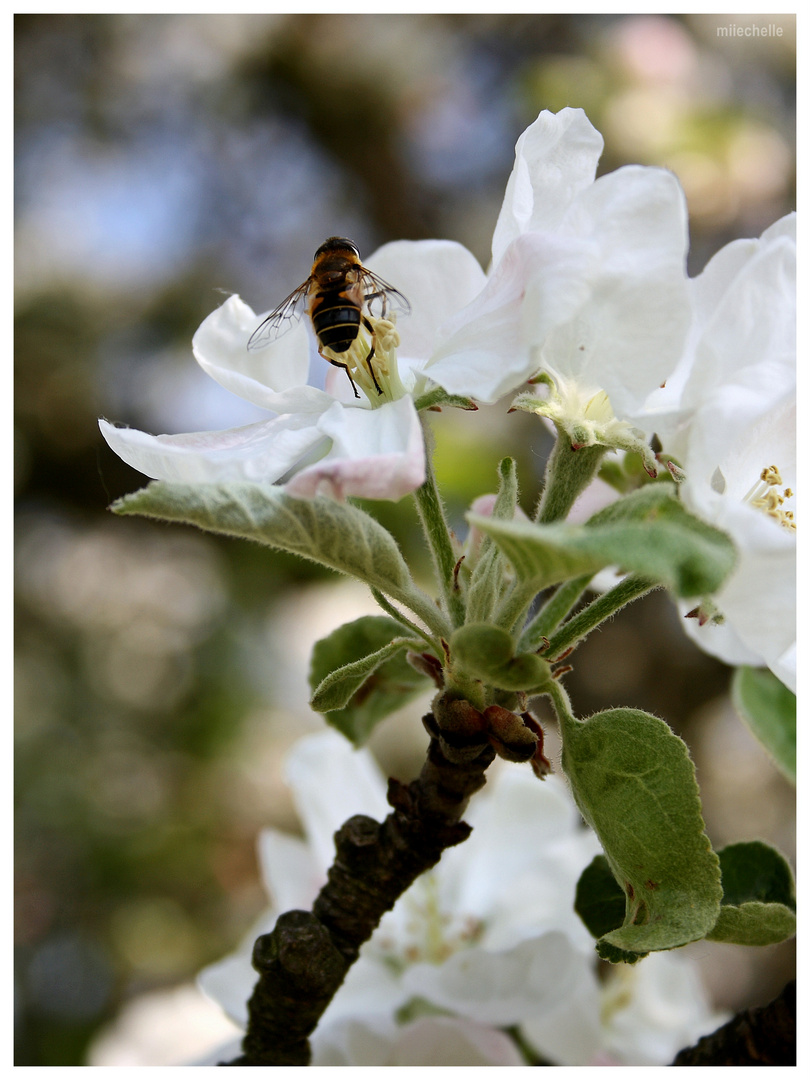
[222,718,495,1065]
[671,980,795,1066]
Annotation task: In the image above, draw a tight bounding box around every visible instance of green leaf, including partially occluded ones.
[706,841,796,946]
[574,854,628,939]
[449,623,551,692]
[470,484,735,597]
[557,706,722,957]
[732,666,796,782]
[707,903,796,946]
[309,616,431,746]
[112,482,444,632]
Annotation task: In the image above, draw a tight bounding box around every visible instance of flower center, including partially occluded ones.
[743,465,795,531]
[373,872,484,971]
[512,371,659,476]
[324,315,407,407]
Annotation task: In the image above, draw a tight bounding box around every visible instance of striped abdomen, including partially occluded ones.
[311,291,362,353]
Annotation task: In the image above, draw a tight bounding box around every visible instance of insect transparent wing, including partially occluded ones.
[360,269,411,320]
[247,281,311,351]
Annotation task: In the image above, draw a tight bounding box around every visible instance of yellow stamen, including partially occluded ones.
[744,464,795,531]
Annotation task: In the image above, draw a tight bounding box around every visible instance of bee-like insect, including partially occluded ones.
[248,237,410,399]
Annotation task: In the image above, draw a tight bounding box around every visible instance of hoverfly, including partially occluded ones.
[247,237,410,399]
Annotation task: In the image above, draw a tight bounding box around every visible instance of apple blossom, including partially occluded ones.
[424,107,692,442]
[100,238,486,503]
[199,730,724,1066]
[650,215,796,691]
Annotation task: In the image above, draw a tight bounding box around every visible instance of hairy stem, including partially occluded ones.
[543,576,659,660]
[535,441,605,524]
[412,427,466,628]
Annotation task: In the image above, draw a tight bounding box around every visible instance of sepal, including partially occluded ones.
[449,623,551,693]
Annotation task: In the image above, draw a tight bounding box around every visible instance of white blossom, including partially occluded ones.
[100,240,485,502]
[425,107,692,428]
[650,214,796,690]
[199,730,724,1065]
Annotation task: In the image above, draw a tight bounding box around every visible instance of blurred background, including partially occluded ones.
[14,13,796,1066]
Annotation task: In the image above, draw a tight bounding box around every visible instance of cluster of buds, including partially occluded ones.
[426,692,552,779]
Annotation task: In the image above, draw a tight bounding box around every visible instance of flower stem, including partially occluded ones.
[543,575,658,660]
[535,440,606,524]
[371,587,444,655]
[519,575,594,652]
[412,429,466,628]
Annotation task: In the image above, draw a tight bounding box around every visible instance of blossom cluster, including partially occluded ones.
[198,732,727,1066]
[100,106,795,689]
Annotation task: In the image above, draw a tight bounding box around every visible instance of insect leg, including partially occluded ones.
[361,316,383,396]
[320,349,360,399]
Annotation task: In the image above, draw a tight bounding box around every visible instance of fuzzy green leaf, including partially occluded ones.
[309,616,431,746]
[450,623,551,692]
[707,841,796,946]
[732,666,796,782]
[112,481,438,621]
[558,706,722,958]
[469,484,735,597]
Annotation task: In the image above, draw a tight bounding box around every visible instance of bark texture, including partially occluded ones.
[223,721,495,1065]
[672,980,795,1066]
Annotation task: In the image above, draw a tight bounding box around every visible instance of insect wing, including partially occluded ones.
[247,280,311,351]
[360,269,411,320]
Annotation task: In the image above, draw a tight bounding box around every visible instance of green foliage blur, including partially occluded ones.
[14,13,795,1065]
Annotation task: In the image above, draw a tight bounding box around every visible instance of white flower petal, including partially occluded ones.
[519,959,602,1065]
[427,231,594,402]
[678,376,795,689]
[286,395,426,501]
[400,931,587,1026]
[366,239,487,366]
[191,294,321,412]
[198,953,255,1030]
[492,106,604,263]
[256,830,323,914]
[283,731,390,875]
[99,414,327,484]
[543,165,690,417]
[599,952,729,1066]
[437,771,600,951]
[318,955,407,1028]
[312,1014,524,1066]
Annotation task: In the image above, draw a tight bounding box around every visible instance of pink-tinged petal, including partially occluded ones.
[99,414,327,484]
[365,239,487,365]
[491,107,604,264]
[192,294,327,412]
[427,231,594,402]
[286,397,426,502]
